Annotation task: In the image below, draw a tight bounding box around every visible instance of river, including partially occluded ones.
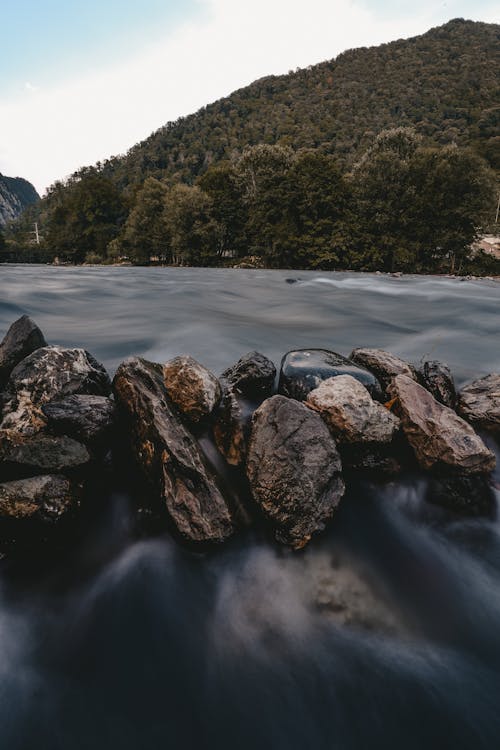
[0,265,500,749]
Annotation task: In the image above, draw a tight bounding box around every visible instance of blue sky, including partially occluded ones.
[0,0,497,192]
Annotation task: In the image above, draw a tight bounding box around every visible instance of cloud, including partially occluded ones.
[0,0,494,193]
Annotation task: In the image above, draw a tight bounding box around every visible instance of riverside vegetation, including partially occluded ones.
[0,315,498,555]
[3,19,500,275]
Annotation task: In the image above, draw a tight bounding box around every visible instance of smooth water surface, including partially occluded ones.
[0,265,500,750]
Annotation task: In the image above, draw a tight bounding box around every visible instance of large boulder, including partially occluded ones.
[221,351,276,398]
[0,315,46,389]
[0,431,90,480]
[306,375,400,445]
[350,347,417,393]
[418,359,457,409]
[278,349,383,402]
[246,395,345,548]
[113,357,237,545]
[388,375,495,475]
[0,346,111,436]
[42,394,116,449]
[458,374,500,434]
[163,355,221,424]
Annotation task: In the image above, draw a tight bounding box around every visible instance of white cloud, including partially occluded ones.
[0,0,491,194]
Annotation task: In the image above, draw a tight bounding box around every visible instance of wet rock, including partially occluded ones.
[0,315,46,389]
[42,394,116,448]
[0,430,90,479]
[246,395,345,548]
[213,384,249,467]
[388,375,495,475]
[339,443,403,476]
[278,349,383,402]
[426,474,495,517]
[113,356,237,544]
[418,359,457,409]
[221,351,276,398]
[0,474,80,524]
[163,355,222,424]
[458,373,500,434]
[306,375,399,445]
[1,346,111,436]
[350,347,417,393]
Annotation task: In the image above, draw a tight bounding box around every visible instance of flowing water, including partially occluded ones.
[1,265,500,750]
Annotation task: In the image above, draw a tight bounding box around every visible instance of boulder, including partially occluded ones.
[0,430,90,479]
[246,395,345,548]
[458,373,500,434]
[426,474,495,517]
[0,346,111,436]
[418,359,457,409]
[213,384,249,467]
[388,375,495,475]
[278,349,383,402]
[350,347,417,393]
[113,357,237,545]
[306,375,399,445]
[0,315,46,388]
[221,351,276,398]
[42,394,116,448]
[163,355,221,423]
[0,474,80,529]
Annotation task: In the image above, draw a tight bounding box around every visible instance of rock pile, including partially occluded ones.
[0,317,498,554]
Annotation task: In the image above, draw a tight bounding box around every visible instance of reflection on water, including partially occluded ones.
[0,266,500,749]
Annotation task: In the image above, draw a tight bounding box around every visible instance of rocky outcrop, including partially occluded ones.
[42,394,116,449]
[0,346,111,435]
[221,351,276,398]
[306,375,399,445]
[113,356,237,544]
[418,359,457,408]
[350,348,417,393]
[163,355,221,424]
[279,349,383,402]
[458,373,500,434]
[0,315,46,388]
[388,375,495,474]
[246,395,345,548]
[0,174,39,228]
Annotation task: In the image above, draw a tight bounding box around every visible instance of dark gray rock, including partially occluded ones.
[1,346,111,436]
[418,359,457,409]
[113,356,237,545]
[350,347,417,393]
[278,349,383,402]
[42,394,116,447]
[0,474,80,523]
[213,384,249,467]
[221,351,276,398]
[0,315,46,388]
[458,373,500,434]
[246,395,345,548]
[426,474,495,517]
[163,355,221,423]
[0,431,90,479]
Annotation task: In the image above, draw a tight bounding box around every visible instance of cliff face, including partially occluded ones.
[0,175,40,228]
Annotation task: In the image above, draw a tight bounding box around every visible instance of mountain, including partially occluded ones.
[0,175,40,228]
[99,18,499,191]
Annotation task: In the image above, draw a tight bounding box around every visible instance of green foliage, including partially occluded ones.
[163,184,220,266]
[117,177,169,263]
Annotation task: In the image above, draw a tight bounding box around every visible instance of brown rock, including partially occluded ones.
[0,474,81,524]
[350,348,417,392]
[418,359,457,409]
[388,375,495,474]
[163,355,221,423]
[458,373,500,434]
[213,384,249,467]
[0,315,47,389]
[246,395,345,548]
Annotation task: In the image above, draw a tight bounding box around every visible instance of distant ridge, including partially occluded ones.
[0,174,39,228]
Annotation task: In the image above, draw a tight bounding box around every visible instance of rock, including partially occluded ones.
[246,395,345,548]
[163,355,222,424]
[339,443,403,476]
[350,347,417,393]
[388,375,495,475]
[306,375,399,445]
[278,349,383,402]
[221,351,276,398]
[42,394,116,448]
[113,357,237,544]
[0,346,111,436]
[213,384,249,467]
[418,359,457,409]
[0,431,90,479]
[426,474,495,517]
[458,373,500,434]
[0,315,46,388]
[0,475,81,534]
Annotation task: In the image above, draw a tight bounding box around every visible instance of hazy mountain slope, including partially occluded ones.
[0,175,40,228]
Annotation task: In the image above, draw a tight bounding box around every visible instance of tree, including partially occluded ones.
[198,162,248,258]
[163,184,219,265]
[117,177,169,263]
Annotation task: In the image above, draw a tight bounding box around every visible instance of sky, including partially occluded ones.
[0,0,498,194]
